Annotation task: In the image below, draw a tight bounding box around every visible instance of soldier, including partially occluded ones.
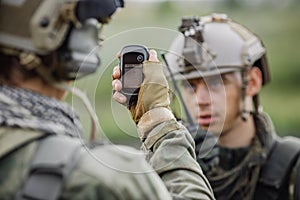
[0,0,214,199]
[165,13,300,200]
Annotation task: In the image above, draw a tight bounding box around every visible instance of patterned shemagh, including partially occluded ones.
[0,85,84,137]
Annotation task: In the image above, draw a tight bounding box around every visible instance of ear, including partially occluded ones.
[246,67,262,96]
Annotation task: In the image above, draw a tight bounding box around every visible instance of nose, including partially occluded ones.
[195,82,211,106]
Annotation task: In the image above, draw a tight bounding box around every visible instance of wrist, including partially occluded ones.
[137,107,175,140]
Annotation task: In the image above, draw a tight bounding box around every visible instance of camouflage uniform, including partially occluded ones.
[0,86,214,200]
[166,13,300,200]
[0,1,215,199]
[200,112,300,200]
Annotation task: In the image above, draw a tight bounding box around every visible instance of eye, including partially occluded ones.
[205,77,223,90]
[189,82,197,91]
[182,80,197,93]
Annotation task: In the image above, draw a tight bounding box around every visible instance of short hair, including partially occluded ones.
[0,52,39,85]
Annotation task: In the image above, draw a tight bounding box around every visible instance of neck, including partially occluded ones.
[219,115,256,148]
[14,77,67,100]
[5,59,67,100]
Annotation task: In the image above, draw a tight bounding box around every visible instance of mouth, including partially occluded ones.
[198,114,213,127]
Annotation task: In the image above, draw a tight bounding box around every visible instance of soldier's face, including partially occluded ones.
[182,72,242,136]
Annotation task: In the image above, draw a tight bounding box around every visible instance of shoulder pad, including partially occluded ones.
[255,136,300,200]
[0,127,45,161]
[16,135,85,200]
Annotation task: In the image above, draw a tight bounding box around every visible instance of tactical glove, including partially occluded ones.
[130,60,170,124]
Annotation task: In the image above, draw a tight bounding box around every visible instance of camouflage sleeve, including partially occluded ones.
[64,144,173,200]
[137,107,215,200]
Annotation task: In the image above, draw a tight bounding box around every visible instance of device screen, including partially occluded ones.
[122,52,144,92]
[123,64,143,88]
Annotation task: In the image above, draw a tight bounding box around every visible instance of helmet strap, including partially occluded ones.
[1,47,42,71]
[19,52,42,70]
[51,81,100,142]
[35,66,100,142]
[240,68,250,121]
[253,94,263,115]
[240,68,264,121]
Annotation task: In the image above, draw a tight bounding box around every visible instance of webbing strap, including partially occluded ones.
[16,135,84,200]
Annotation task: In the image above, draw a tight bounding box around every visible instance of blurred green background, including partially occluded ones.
[70,0,300,147]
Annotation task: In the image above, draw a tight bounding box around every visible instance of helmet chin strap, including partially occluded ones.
[51,82,99,142]
[18,52,100,142]
[38,68,99,142]
[240,68,251,121]
[240,69,263,121]
[253,94,263,114]
[37,70,100,142]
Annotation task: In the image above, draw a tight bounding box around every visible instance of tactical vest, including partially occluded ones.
[0,128,101,200]
[194,130,300,200]
[254,136,300,200]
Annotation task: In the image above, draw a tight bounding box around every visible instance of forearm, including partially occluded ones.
[138,107,215,200]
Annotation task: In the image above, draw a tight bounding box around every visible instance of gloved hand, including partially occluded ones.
[112,50,170,124]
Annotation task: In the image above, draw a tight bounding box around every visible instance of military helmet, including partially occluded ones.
[0,0,124,80]
[166,13,270,85]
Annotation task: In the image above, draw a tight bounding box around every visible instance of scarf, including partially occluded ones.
[0,85,84,137]
[202,112,279,200]
[205,136,265,200]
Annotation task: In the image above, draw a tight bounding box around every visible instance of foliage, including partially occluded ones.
[70,1,300,143]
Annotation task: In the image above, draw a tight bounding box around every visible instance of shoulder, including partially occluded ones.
[0,128,170,200]
[79,143,154,174]
[256,135,300,199]
[269,136,300,160]
[263,135,300,176]
[65,142,171,199]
